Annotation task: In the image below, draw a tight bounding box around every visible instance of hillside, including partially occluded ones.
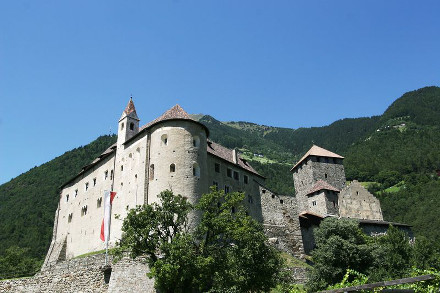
[0,86,439,276]
[0,135,117,260]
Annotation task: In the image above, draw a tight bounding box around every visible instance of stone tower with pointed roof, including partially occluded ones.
[291,145,346,216]
[117,98,140,148]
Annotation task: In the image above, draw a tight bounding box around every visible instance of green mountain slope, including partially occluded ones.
[0,135,117,259]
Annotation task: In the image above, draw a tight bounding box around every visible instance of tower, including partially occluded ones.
[117,98,140,147]
[291,145,345,216]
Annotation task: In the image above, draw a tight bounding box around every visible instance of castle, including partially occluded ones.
[43,99,410,267]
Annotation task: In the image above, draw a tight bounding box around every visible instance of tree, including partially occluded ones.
[115,188,284,292]
[0,246,42,279]
[306,218,372,292]
[368,225,412,281]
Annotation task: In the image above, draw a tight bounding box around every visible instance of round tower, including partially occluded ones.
[145,105,209,225]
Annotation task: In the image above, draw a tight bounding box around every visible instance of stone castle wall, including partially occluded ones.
[339,180,383,220]
[260,186,305,259]
[0,254,155,293]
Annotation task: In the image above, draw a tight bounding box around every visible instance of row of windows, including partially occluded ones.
[67,197,103,222]
[161,134,201,148]
[214,163,249,184]
[121,121,136,131]
[149,163,201,180]
[66,169,114,202]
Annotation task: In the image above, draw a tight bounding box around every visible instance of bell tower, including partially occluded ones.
[117,97,140,147]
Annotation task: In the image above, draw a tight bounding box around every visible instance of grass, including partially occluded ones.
[280,252,311,269]
[72,249,107,259]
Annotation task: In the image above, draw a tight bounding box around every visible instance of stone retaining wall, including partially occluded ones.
[0,254,155,293]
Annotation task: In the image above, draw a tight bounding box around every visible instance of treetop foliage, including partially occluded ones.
[115,188,284,292]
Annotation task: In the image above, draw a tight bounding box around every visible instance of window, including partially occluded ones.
[93,178,97,186]
[104,170,108,180]
[193,136,200,147]
[213,181,219,190]
[129,122,134,130]
[85,182,89,191]
[356,191,359,195]
[66,194,69,202]
[161,134,168,146]
[75,189,78,197]
[193,163,200,177]
[68,213,73,223]
[97,197,102,208]
[214,163,220,173]
[81,206,88,216]
[325,173,328,179]
[312,201,317,206]
[244,175,248,184]
[170,163,176,173]
[280,199,284,204]
[110,170,114,180]
[149,164,155,180]
[121,122,124,130]
[121,165,124,171]
[227,168,232,178]
[224,185,230,194]
[333,201,336,208]
[233,171,239,180]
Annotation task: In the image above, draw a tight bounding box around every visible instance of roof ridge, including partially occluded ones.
[291,145,344,171]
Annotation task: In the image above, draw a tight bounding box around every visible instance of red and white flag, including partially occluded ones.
[100,191,117,242]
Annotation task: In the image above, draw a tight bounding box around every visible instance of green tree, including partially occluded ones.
[0,246,42,279]
[116,188,284,292]
[306,218,372,292]
[368,225,412,281]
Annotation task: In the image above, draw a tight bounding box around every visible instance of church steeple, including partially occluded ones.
[118,97,140,146]
[119,97,140,122]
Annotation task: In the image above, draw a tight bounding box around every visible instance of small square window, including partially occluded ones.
[227,168,232,178]
[215,163,220,173]
[97,197,102,208]
[312,201,317,206]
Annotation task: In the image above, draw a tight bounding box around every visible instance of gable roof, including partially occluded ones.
[291,145,344,171]
[207,140,263,178]
[306,179,340,196]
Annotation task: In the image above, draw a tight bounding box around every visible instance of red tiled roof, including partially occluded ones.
[142,104,192,129]
[291,145,344,171]
[124,98,137,115]
[306,179,340,196]
[207,140,263,178]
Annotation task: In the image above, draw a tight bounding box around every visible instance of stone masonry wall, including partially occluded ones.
[0,254,155,293]
[260,186,305,259]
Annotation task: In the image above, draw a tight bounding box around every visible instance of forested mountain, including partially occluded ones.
[0,135,117,260]
[0,86,439,276]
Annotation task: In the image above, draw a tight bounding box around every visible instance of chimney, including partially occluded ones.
[232,148,238,164]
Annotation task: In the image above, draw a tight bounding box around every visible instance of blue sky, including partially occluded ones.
[1,0,439,185]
